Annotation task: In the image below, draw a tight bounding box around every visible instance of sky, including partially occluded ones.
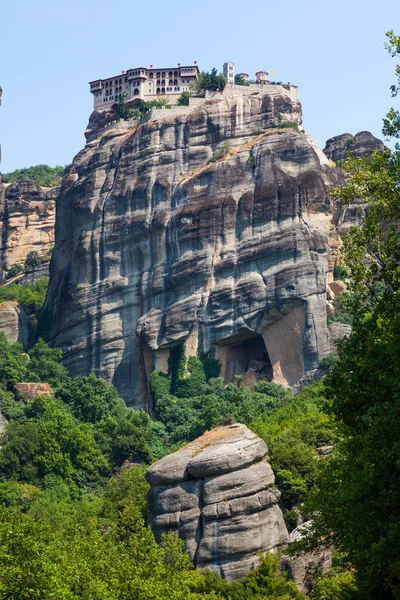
[0,0,399,173]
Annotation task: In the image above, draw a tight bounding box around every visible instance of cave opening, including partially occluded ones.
[216,332,272,383]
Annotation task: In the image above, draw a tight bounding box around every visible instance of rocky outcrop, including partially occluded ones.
[323,131,384,164]
[328,322,352,353]
[0,180,56,279]
[146,423,289,581]
[0,301,29,348]
[13,382,53,403]
[44,85,346,408]
[280,521,333,594]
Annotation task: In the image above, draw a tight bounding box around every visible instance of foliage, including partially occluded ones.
[196,553,304,599]
[177,91,191,105]
[252,381,337,507]
[329,292,354,325]
[2,164,64,187]
[0,276,49,314]
[24,250,40,268]
[279,121,300,132]
[333,264,348,281]
[5,264,22,280]
[208,141,231,163]
[234,74,250,86]
[306,31,400,599]
[191,68,226,96]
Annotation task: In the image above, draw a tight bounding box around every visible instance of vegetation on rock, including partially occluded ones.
[2,165,64,187]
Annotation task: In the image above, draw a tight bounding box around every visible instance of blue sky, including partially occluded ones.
[0,0,399,172]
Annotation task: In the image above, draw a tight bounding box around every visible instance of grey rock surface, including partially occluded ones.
[0,180,56,279]
[0,301,29,348]
[146,424,289,581]
[44,86,347,408]
[323,131,384,163]
[328,322,352,353]
[280,521,333,594]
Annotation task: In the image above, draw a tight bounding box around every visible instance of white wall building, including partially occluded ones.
[223,61,235,85]
[89,63,200,108]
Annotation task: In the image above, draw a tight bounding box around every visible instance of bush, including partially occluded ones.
[177,91,191,106]
[0,276,49,315]
[279,121,300,132]
[333,265,348,281]
[2,165,64,187]
[5,264,23,280]
[24,251,40,269]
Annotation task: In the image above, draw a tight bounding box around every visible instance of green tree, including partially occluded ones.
[191,68,226,96]
[234,74,249,86]
[307,31,400,599]
[177,91,191,105]
[2,165,64,187]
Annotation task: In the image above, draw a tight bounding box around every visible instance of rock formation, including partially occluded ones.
[0,180,56,279]
[323,131,384,164]
[280,521,333,594]
[43,85,348,408]
[12,382,53,403]
[146,423,289,581]
[0,301,29,348]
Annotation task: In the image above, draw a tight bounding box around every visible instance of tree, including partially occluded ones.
[307,31,400,599]
[24,251,40,269]
[191,68,226,96]
[177,91,191,106]
[234,74,249,86]
[2,165,64,187]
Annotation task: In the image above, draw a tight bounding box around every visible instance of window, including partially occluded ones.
[125,76,127,82]
[174,71,178,76]
[161,87,165,93]
[157,72,160,77]
[162,72,165,77]
[149,72,154,78]
[156,88,160,94]
[157,80,160,85]
[169,71,173,76]
[162,79,165,85]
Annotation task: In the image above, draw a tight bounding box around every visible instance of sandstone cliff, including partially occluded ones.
[44,86,346,408]
[146,423,289,581]
[0,180,56,279]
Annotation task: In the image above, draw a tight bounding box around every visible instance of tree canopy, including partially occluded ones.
[2,165,64,187]
[304,30,400,599]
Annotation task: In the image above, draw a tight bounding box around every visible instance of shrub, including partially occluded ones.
[5,264,23,280]
[177,91,191,106]
[24,251,40,269]
[278,121,300,132]
[2,165,64,187]
[333,264,348,281]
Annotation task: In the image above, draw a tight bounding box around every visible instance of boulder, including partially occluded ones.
[328,280,347,296]
[146,424,289,581]
[280,521,333,594]
[13,382,54,403]
[0,301,29,348]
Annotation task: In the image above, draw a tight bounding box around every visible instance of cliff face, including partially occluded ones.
[146,423,289,581]
[0,180,56,278]
[323,131,384,163]
[45,87,343,408]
